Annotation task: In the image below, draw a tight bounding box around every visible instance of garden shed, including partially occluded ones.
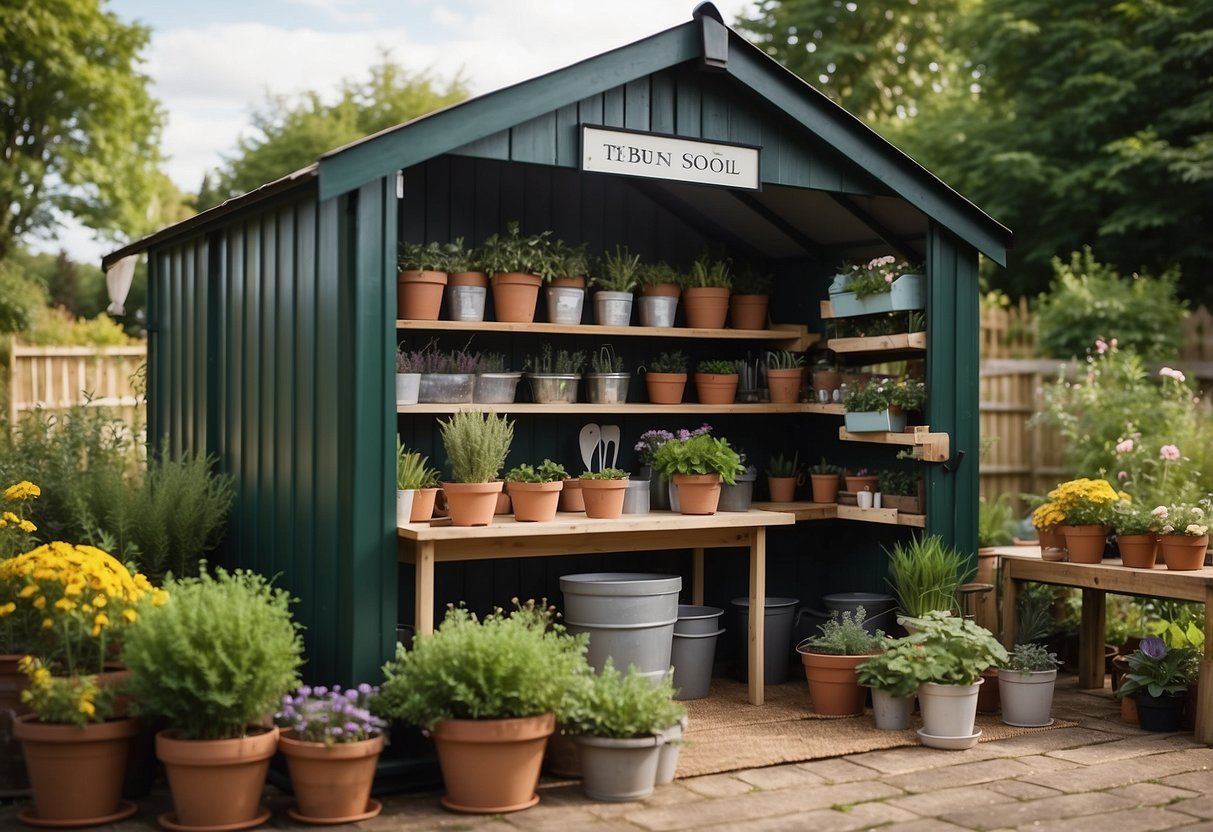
[103,3,1011,686]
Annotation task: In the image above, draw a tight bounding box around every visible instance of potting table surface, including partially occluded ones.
[996,546,1213,742]
[398,509,794,706]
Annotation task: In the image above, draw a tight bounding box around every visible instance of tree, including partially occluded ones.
[0,0,166,261]
[202,56,468,208]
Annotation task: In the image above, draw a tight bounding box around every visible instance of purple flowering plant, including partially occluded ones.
[634,424,712,467]
[1115,636,1198,700]
[278,684,387,746]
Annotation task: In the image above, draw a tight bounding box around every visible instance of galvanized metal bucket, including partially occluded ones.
[473,372,522,404]
[417,373,475,403]
[594,291,634,326]
[638,295,678,327]
[584,372,630,404]
[447,285,486,321]
[545,286,585,324]
[527,372,580,403]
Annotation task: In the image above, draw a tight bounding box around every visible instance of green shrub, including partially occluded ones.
[797,607,882,656]
[439,409,514,483]
[561,658,684,738]
[886,534,975,618]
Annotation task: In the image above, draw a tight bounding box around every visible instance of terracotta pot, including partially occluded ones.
[431,714,554,813]
[506,480,563,522]
[550,275,586,289]
[1159,533,1209,571]
[1117,532,1158,568]
[1037,526,1065,551]
[410,487,439,522]
[579,478,629,519]
[1120,692,1138,724]
[672,473,723,515]
[0,654,29,793]
[809,473,839,504]
[766,368,802,404]
[682,287,730,329]
[976,666,1001,714]
[768,475,799,502]
[495,491,512,515]
[441,481,504,527]
[397,269,448,321]
[279,730,384,823]
[490,272,542,323]
[448,271,489,288]
[812,369,842,401]
[644,372,687,405]
[1060,524,1109,563]
[844,475,879,493]
[729,293,769,330]
[694,372,739,404]
[14,714,138,824]
[797,651,870,716]
[558,479,585,512]
[640,282,681,298]
[156,726,279,829]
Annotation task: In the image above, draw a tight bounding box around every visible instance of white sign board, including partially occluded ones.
[581,126,760,191]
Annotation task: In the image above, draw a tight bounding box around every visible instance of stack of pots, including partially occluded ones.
[670,606,725,700]
[730,597,800,685]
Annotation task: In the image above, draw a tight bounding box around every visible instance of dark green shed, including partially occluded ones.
[105,4,1010,685]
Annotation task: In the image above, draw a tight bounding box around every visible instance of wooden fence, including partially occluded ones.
[7,342,147,430]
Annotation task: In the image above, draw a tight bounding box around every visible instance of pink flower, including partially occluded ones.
[883,272,894,283]
[1152,505,1169,518]
[1160,367,1187,383]
[1095,339,1108,354]
[1115,439,1134,455]
[1117,470,1128,481]
[1160,444,1181,461]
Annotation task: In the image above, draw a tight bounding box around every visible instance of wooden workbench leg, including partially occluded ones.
[1197,587,1213,744]
[414,541,436,636]
[1000,562,1018,649]
[1078,588,1106,689]
[691,548,705,605]
[748,528,767,706]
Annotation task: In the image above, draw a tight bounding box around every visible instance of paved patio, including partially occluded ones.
[9,676,1213,831]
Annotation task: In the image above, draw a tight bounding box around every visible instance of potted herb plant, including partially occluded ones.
[843,468,879,495]
[591,244,641,326]
[683,254,732,329]
[416,345,480,404]
[473,352,523,405]
[634,428,677,511]
[396,447,440,523]
[729,267,772,330]
[693,358,738,405]
[443,237,489,322]
[377,601,590,813]
[397,239,449,321]
[562,659,686,802]
[842,376,926,433]
[636,261,682,327]
[650,433,744,515]
[765,350,804,403]
[795,608,883,716]
[879,465,924,514]
[525,343,587,404]
[395,344,423,405]
[855,639,920,730]
[1032,499,1068,552]
[1114,636,1198,731]
[641,350,688,405]
[479,222,552,323]
[827,256,923,318]
[578,468,631,519]
[438,409,515,526]
[542,240,590,324]
[585,345,629,404]
[886,534,975,621]
[1050,478,1120,563]
[504,460,568,522]
[1154,500,1211,571]
[997,643,1061,728]
[766,451,802,502]
[1112,500,1160,568]
[807,457,841,504]
[276,684,387,823]
[121,566,304,829]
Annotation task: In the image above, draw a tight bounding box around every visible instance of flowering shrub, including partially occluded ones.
[1115,635,1198,700]
[1048,478,1122,526]
[1031,501,1066,531]
[1112,500,1160,536]
[1153,501,1211,537]
[634,424,711,467]
[0,481,39,559]
[649,433,745,484]
[278,684,386,747]
[842,377,926,413]
[839,256,918,299]
[18,655,114,726]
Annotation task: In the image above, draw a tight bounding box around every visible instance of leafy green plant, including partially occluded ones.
[809,456,841,476]
[732,266,772,295]
[767,452,800,478]
[525,343,586,375]
[579,468,630,480]
[650,434,744,484]
[978,494,1015,548]
[397,240,448,272]
[838,255,918,299]
[377,601,590,729]
[886,610,1008,686]
[637,261,682,288]
[589,346,625,373]
[644,350,687,374]
[439,237,481,272]
[1002,642,1061,673]
[877,468,918,496]
[855,640,920,699]
[843,377,926,412]
[544,240,590,282]
[885,534,975,618]
[397,439,440,490]
[478,221,553,276]
[592,245,641,293]
[561,658,685,738]
[797,607,882,656]
[1113,501,1160,536]
[686,254,732,289]
[439,409,514,483]
[1115,636,1198,699]
[696,359,736,375]
[766,350,804,370]
[505,460,569,483]
[121,566,304,740]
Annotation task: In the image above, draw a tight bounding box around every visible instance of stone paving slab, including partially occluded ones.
[939,790,1139,830]
[1001,806,1199,832]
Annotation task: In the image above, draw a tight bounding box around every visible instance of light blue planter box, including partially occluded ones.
[844,408,907,433]
[828,274,924,318]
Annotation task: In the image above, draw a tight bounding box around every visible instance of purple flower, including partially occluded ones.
[1139,636,1167,660]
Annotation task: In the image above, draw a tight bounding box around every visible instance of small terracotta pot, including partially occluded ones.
[448,271,489,287]
[279,730,384,823]
[550,275,587,289]
[640,282,681,298]
[495,491,512,515]
[490,272,542,323]
[844,475,879,493]
[1037,526,1065,551]
[812,369,842,400]
[410,487,439,522]
[976,667,1001,714]
[506,480,563,522]
[644,372,687,405]
[682,287,730,329]
[729,293,769,330]
[1117,532,1158,568]
[579,478,629,519]
[397,269,448,320]
[1060,524,1109,563]
[432,714,554,813]
[694,372,739,404]
[766,368,802,404]
[442,481,504,527]
[798,651,870,716]
[767,474,800,502]
[156,726,279,829]
[558,479,585,512]
[809,473,839,504]
[1158,533,1209,571]
[15,715,138,824]
[672,473,723,515]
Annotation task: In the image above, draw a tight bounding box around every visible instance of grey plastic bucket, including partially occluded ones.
[675,605,724,635]
[545,286,585,324]
[560,573,681,685]
[718,472,757,512]
[638,295,678,327]
[447,285,486,321]
[622,479,650,514]
[824,592,898,635]
[672,628,724,700]
[730,596,799,685]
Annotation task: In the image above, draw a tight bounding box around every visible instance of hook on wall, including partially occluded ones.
[942,449,965,473]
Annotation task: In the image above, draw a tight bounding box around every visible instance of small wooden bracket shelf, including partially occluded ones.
[838,425,950,463]
[825,332,927,354]
[751,501,925,528]
[396,319,818,350]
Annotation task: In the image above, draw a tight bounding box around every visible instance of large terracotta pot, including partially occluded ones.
[1117,532,1158,568]
[0,654,30,793]
[558,479,585,512]
[442,481,504,527]
[682,287,730,329]
[410,487,439,522]
[156,726,279,829]
[14,714,138,825]
[729,293,769,330]
[797,651,870,716]
[279,730,384,823]
[490,272,542,323]
[644,371,687,405]
[1060,524,1109,563]
[694,372,738,404]
[431,714,554,813]
[809,473,839,504]
[1158,533,1209,571]
[766,368,802,404]
[579,478,629,519]
[672,473,723,515]
[397,269,448,320]
[506,480,563,522]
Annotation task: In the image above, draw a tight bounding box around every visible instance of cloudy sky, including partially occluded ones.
[45,0,757,264]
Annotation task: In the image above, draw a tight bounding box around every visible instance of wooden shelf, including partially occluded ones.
[751,501,925,528]
[396,320,818,350]
[825,332,926,354]
[400,402,846,415]
[838,425,950,462]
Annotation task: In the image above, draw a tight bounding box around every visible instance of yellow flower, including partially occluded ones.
[54,598,76,612]
[92,594,107,608]
[4,481,41,502]
[32,596,46,609]
[18,584,37,598]
[0,602,15,617]
[91,613,109,637]
[41,618,53,629]
[152,589,169,607]
[17,520,35,533]
[2,512,17,524]
[122,608,138,623]
[79,698,95,718]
